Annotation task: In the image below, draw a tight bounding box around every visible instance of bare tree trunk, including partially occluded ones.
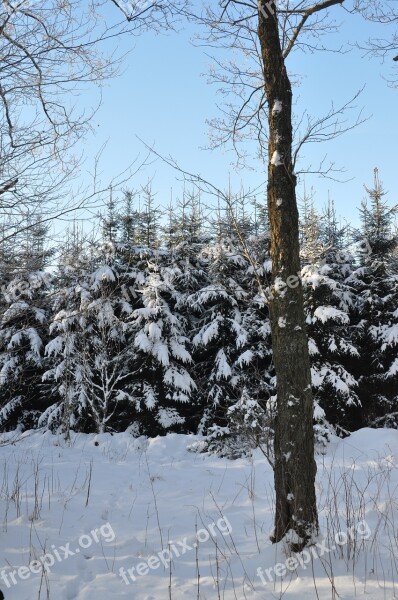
[258,1,318,549]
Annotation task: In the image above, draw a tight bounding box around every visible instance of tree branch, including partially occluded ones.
[283,0,344,58]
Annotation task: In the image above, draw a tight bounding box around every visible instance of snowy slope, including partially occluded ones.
[0,428,397,599]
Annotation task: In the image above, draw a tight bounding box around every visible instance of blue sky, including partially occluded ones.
[75,2,398,230]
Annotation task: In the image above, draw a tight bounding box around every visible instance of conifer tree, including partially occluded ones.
[42,239,139,434]
[0,219,52,430]
[350,168,398,427]
[129,261,197,435]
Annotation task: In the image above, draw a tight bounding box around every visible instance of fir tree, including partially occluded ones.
[358,168,397,257]
[189,233,272,441]
[129,261,197,435]
[102,188,119,243]
[42,242,138,435]
[349,169,398,427]
[0,219,52,430]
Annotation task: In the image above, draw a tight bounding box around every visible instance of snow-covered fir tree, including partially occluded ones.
[348,169,398,427]
[0,219,52,430]
[42,235,140,435]
[300,199,361,436]
[219,224,275,458]
[129,258,197,435]
[188,196,274,453]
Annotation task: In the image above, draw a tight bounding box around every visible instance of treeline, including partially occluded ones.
[0,173,397,450]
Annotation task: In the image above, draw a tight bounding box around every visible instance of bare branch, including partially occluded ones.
[283,0,344,58]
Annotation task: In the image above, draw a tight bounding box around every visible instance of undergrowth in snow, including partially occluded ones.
[0,428,397,599]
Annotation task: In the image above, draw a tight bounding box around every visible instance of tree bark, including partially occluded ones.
[257,1,318,549]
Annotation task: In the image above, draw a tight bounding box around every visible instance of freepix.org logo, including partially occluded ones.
[0,522,115,589]
[257,521,371,585]
[119,515,232,585]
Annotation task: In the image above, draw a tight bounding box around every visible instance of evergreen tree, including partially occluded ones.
[136,184,161,247]
[358,168,397,257]
[163,188,204,250]
[349,169,398,427]
[129,261,197,435]
[102,188,119,243]
[119,189,137,244]
[297,195,361,436]
[42,241,138,435]
[299,188,324,265]
[0,219,52,430]
[302,248,361,436]
[189,230,273,446]
[320,195,347,253]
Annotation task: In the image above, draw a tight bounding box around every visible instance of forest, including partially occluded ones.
[1,171,396,458]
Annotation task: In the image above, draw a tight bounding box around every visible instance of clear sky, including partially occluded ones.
[74,2,398,230]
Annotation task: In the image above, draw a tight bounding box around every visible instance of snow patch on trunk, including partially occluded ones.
[272,99,283,114]
[271,150,283,166]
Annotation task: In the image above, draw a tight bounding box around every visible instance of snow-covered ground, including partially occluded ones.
[0,428,397,599]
